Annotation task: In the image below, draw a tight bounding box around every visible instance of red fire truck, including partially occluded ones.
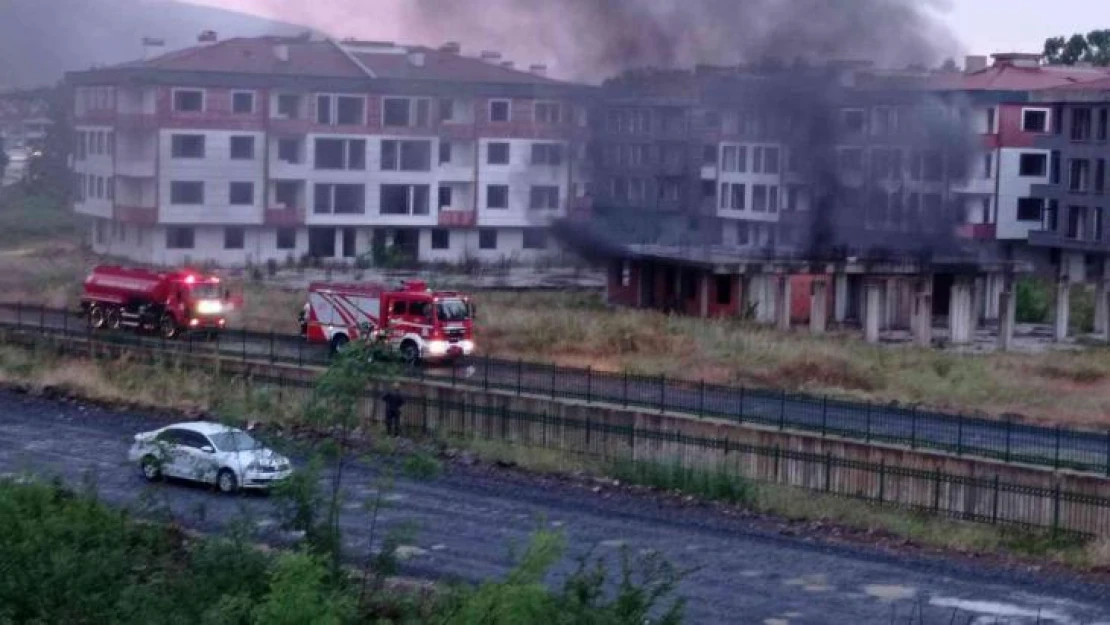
[80,265,228,338]
[300,280,475,362]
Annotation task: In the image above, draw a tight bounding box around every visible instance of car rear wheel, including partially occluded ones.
[216,468,238,494]
[400,340,419,365]
[89,306,106,329]
[140,455,161,481]
[329,333,350,355]
[159,314,178,340]
[106,307,122,330]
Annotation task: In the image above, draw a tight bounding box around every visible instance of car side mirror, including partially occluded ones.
[201,445,215,454]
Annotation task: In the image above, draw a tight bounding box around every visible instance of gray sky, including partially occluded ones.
[183,0,1110,58]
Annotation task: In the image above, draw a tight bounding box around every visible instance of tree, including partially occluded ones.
[1043,30,1110,66]
[939,57,959,73]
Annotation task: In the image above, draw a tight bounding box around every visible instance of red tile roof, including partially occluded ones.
[107,36,568,86]
[932,62,1110,92]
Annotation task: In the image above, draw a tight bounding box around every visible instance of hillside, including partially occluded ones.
[0,0,307,89]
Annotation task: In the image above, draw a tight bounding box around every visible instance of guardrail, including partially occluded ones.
[1,302,1109,477]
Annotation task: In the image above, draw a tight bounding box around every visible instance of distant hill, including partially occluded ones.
[0,0,309,89]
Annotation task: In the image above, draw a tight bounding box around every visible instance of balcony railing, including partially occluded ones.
[114,205,157,225]
[264,206,305,227]
[955,223,997,241]
[114,113,158,130]
[438,210,478,227]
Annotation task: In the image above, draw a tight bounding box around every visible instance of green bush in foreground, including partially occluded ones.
[0,478,686,625]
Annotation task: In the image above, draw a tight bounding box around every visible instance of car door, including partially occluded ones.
[153,429,192,478]
[176,430,220,484]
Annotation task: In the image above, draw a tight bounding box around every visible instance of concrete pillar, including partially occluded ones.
[1054,278,1071,342]
[739,274,753,319]
[810,278,829,335]
[833,273,849,324]
[998,286,1016,351]
[949,277,974,345]
[985,273,1002,321]
[881,278,898,330]
[776,276,792,332]
[971,276,986,330]
[912,278,933,348]
[761,276,778,324]
[699,272,710,318]
[864,281,882,344]
[1094,281,1109,340]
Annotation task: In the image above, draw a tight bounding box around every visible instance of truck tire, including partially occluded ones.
[88,305,106,329]
[159,314,178,339]
[400,340,419,365]
[106,307,122,330]
[329,333,349,354]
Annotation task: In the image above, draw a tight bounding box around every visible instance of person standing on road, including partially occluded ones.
[381,383,405,437]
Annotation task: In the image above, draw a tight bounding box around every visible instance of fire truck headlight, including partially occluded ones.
[460,340,475,354]
[189,318,200,327]
[427,340,449,356]
[196,300,223,315]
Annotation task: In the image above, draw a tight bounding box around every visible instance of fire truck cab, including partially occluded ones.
[301,280,475,363]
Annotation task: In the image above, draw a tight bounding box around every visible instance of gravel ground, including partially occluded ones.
[0,389,1108,625]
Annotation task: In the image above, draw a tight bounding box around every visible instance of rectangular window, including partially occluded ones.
[231,91,255,114]
[165,227,194,249]
[522,228,547,249]
[336,96,364,125]
[730,184,745,210]
[229,135,255,160]
[839,148,863,175]
[487,185,509,209]
[487,142,510,165]
[314,138,366,170]
[1100,109,1109,141]
[277,138,301,164]
[170,134,205,158]
[1022,108,1049,133]
[172,89,203,113]
[315,183,366,214]
[1069,158,1090,192]
[531,143,564,166]
[479,228,497,250]
[276,94,301,119]
[438,185,452,209]
[529,186,560,210]
[1019,153,1048,177]
[383,97,410,127]
[768,186,778,212]
[534,101,561,124]
[721,145,737,172]
[431,228,450,250]
[983,153,993,178]
[763,146,780,174]
[1099,159,1107,194]
[841,108,865,134]
[276,228,296,250]
[1072,108,1093,141]
[439,141,452,164]
[1096,207,1105,241]
[224,227,245,250]
[380,140,432,172]
[229,182,254,205]
[752,185,768,212]
[274,181,299,208]
[96,176,104,199]
[985,107,996,133]
[170,181,204,205]
[489,99,511,123]
[378,184,429,216]
[439,98,456,122]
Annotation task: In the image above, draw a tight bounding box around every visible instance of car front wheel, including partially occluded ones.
[140,455,161,481]
[216,468,238,494]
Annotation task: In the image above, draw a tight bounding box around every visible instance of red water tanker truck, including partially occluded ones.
[80,265,228,338]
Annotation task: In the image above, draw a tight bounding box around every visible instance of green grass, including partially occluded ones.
[0,189,82,247]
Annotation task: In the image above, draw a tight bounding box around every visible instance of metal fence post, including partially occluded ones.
[910,407,917,450]
[586,367,592,404]
[1052,483,1061,532]
[865,403,872,444]
[779,390,786,431]
[824,452,832,492]
[933,468,942,512]
[878,459,885,503]
[698,380,705,419]
[241,329,246,363]
[658,375,666,414]
[956,415,964,456]
[991,475,1000,524]
[1054,425,1062,470]
[622,371,629,407]
[737,386,745,424]
[820,396,828,438]
[269,331,274,364]
[1004,419,1012,463]
[550,366,557,400]
[482,355,490,391]
[39,305,45,335]
[63,306,68,335]
[516,359,523,396]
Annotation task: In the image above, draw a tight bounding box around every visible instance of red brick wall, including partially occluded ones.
[706,274,740,318]
[789,275,834,324]
[996,103,1041,149]
[157,87,266,131]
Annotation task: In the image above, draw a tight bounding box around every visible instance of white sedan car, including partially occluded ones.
[128,421,293,493]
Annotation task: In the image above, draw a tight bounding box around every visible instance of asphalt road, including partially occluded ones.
[1,391,1108,625]
[1,303,1107,476]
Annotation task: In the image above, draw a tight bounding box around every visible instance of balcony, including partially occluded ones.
[438,210,477,227]
[269,118,313,136]
[115,160,156,178]
[114,205,158,225]
[264,206,306,227]
[115,113,159,131]
[1027,229,1109,252]
[439,124,477,141]
[956,223,997,241]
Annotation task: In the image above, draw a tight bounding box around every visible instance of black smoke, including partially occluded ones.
[406,0,977,263]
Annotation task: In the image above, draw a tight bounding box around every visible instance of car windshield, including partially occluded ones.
[437,299,470,322]
[208,430,262,452]
[190,283,222,300]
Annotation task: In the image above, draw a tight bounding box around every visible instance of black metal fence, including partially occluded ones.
[2,302,1110,477]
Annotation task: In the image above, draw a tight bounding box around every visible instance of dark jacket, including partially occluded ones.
[382,391,405,417]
